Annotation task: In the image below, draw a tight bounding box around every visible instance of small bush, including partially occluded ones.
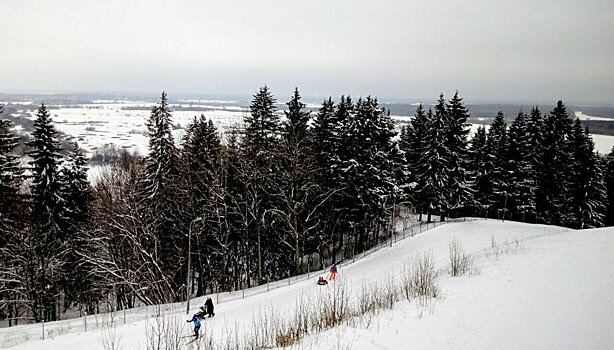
[402,251,441,301]
[99,321,123,350]
[448,237,475,277]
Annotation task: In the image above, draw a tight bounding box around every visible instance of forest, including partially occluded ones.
[1,87,612,326]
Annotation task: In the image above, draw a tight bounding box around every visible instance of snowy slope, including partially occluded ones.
[2,220,613,349]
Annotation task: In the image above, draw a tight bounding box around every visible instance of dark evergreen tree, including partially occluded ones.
[604,146,614,226]
[0,105,23,219]
[414,108,448,222]
[401,104,429,216]
[536,101,574,225]
[140,92,185,301]
[445,92,472,216]
[507,111,536,221]
[486,112,511,219]
[141,91,177,200]
[27,103,66,321]
[341,97,405,250]
[322,95,355,259]
[278,88,320,273]
[181,114,225,295]
[567,121,607,228]
[0,105,25,325]
[468,125,490,216]
[241,86,282,282]
[59,143,92,307]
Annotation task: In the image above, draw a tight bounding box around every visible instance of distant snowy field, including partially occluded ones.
[11,100,249,156]
[2,220,613,349]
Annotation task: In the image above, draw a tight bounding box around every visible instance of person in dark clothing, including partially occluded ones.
[317,276,328,285]
[195,306,206,319]
[204,297,215,317]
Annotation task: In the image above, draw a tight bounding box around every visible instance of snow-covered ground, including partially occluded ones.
[2,220,613,349]
[9,101,249,156]
[575,111,614,121]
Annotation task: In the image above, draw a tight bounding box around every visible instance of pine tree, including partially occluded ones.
[341,96,405,250]
[141,91,177,200]
[279,88,319,273]
[140,92,186,299]
[401,104,429,214]
[445,92,472,216]
[59,142,91,306]
[241,86,282,282]
[183,115,221,180]
[537,101,574,225]
[414,107,448,222]
[468,125,490,216]
[567,121,606,228]
[0,105,23,219]
[486,112,511,219]
[28,103,65,231]
[507,111,536,221]
[313,97,336,179]
[180,114,225,295]
[320,95,355,258]
[604,146,614,226]
[27,103,66,321]
[61,143,90,226]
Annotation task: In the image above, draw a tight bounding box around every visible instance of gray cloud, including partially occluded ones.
[0,0,612,103]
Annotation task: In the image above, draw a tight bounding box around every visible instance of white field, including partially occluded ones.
[1,220,613,349]
[13,101,249,156]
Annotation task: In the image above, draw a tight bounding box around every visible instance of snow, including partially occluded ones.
[2,220,613,349]
[574,111,614,121]
[17,103,248,156]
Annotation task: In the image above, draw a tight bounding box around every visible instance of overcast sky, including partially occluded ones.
[0,0,612,104]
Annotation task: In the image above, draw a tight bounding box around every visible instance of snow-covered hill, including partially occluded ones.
[2,220,613,349]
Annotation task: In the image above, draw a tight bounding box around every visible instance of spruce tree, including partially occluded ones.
[507,111,536,221]
[181,114,224,295]
[537,101,573,225]
[28,103,65,231]
[414,107,448,222]
[445,92,472,216]
[567,121,606,228]
[59,143,91,306]
[486,112,511,219]
[279,88,318,273]
[312,97,336,179]
[468,126,490,216]
[341,97,404,250]
[242,86,282,282]
[0,106,23,219]
[141,92,185,299]
[604,146,614,226]
[402,104,429,214]
[141,91,177,200]
[27,103,66,321]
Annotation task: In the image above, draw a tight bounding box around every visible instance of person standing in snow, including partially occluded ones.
[187,313,201,338]
[328,263,338,281]
[204,297,215,317]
